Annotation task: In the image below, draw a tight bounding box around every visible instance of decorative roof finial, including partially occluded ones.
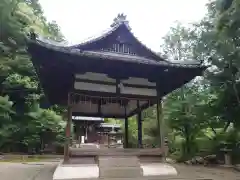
[110,13,130,29]
[29,28,38,40]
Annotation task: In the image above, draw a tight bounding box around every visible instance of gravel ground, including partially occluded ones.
[172,164,240,180]
[0,162,58,180]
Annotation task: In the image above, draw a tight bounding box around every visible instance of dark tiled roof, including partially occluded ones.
[28,38,204,69]
[69,22,164,61]
[70,24,120,48]
[27,16,206,69]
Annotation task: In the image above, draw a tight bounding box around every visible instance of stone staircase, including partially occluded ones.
[55,154,214,180]
[97,156,211,180]
[64,147,213,180]
[98,156,143,179]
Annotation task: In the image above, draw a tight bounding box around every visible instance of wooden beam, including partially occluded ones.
[64,93,72,163]
[97,99,101,115]
[75,76,157,89]
[75,78,116,86]
[127,99,156,117]
[73,90,157,100]
[72,112,126,119]
[124,106,129,148]
[137,100,143,148]
[156,95,165,162]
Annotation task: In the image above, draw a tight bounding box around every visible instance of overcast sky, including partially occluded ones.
[39,0,209,52]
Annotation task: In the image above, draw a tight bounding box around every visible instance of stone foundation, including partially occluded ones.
[54,146,177,180]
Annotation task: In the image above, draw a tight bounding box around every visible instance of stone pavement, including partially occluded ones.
[0,162,58,180]
[0,161,240,180]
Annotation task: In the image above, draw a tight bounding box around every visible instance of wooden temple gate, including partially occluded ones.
[65,93,166,161]
[26,13,206,165]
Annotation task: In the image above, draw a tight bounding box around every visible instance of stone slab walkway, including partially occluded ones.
[0,161,239,180]
[141,163,177,176]
[53,163,99,180]
[0,162,58,180]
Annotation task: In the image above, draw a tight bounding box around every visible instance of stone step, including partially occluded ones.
[68,157,97,164]
[54,176,211,180]
[98,156,140,167]
[98,176,213,180]
[70,147,163,156]
[99,167,143,178]
[139,156,162,163]
[98,178,212,180]
[54,178,207,180]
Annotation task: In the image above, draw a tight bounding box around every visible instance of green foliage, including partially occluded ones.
[158,0,240,163]
[125,116,138,148]
[0,0,239,163]
[0,0,66,154]
[123,0,240,163]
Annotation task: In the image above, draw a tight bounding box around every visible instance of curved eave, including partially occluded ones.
[27,38,206,70]
[69,23,121,48]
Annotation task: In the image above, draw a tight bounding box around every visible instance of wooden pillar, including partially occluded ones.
[137,101,142,148]
[64,93,72,163]
[108,133,110,148]
[157,96,166,162]
[124,106,129,148]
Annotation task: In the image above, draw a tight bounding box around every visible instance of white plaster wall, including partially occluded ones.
[74,82,116,93]
[74,72,157,96]
[121,86,157,96]
[121,77,156,86]
[75,72,116,82]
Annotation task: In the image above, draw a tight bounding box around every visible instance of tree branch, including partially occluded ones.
[223,120,230,132]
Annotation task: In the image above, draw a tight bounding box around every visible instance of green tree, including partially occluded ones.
[0,0,66,153]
